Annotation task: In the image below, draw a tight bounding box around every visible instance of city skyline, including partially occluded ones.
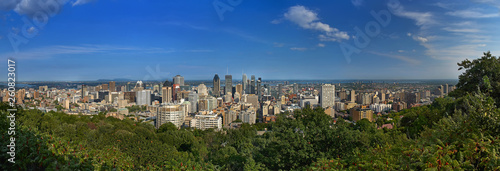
[1,0,500,81]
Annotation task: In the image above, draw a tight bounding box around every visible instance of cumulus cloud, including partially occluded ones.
[283,5,350,41]
[317,43,325,47]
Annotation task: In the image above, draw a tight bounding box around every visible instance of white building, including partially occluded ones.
[136,90,151,105]
[190,114,222,130]
[320,84,335,109]
[151,104,185,129]
[370,103,392,113]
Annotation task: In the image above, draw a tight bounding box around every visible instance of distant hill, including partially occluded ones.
[96,78,134,82]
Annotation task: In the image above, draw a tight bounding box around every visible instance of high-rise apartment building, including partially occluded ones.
[102,84,108,90]
[190,114,222,130]
[153,104,185,129]
[350,90,356,103]
[236,84,243,96]
[136,90,151,105]
[109,81,116,92]
[320,84,335,109]
[197,84,208,96]
[161,87,172,104]
[213,74,220,97]
[188,91,198,114]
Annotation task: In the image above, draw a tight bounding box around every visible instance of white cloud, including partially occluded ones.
[389,4,435,29]
[72,0,94,6]
[317,43,325,47]
[407,33,412,37]
[0,44,176,60]
[290,47,307,51]
[26,26,36,34]
[398,50,405,53]
[271,19,281,24]
[413,36,428,43]
[368,51,421,65]
[442,27,480,33]
[13,0,69,18]
[446,8,500,18]
[273,42,284,47]
[283,5,350,41]
[0,0,91,18]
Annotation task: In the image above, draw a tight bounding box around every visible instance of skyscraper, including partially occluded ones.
[173,75,184,86]
[250,75,255,94]
[225,75,232,95]
[188,91,198,113]
[109,81,116,92]
[320,84,335,109]
[293,83,298,94]
[136,90,152,105]
[213,74,220,97]
[350,90,356,103]
[257,77,262,101]
[102,84,108,90]
[236,84,243,96]
[242,74,247,94]
[161,87,172,104]
[445,84,449,94]
[197,84,208,96]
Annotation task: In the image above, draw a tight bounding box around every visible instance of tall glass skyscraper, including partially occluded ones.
[242,74,247,94]
[257,77,262,101]
[213,74,220,97]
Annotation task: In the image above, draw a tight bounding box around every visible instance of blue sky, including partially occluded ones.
[1,0,499,81]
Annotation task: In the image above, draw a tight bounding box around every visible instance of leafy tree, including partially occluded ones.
[451,51,500,104]
[157,122,177,133]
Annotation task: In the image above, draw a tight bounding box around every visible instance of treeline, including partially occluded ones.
[1,52,499,170]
